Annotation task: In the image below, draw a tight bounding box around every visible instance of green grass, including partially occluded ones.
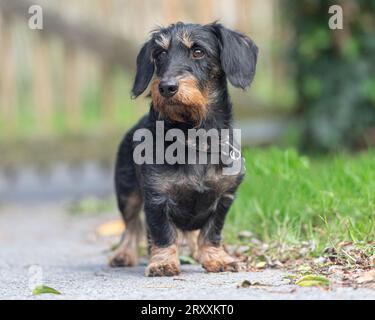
[226,148,375,256]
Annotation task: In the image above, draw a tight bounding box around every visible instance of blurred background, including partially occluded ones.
[0,0,374,204]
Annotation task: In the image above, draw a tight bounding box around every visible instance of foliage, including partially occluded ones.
[226,148,375,253]
[32,285,61,296]
[295,274,330,287]
[286,0,375,151]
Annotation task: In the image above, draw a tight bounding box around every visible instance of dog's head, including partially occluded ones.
[131,22,258,126]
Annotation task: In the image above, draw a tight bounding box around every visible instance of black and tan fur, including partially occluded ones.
[110,22,258,276]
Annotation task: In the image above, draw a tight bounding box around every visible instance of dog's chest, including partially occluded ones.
[159,165,233,192]
[145,165,241,229]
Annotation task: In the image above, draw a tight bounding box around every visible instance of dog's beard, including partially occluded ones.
[150,77,208,127]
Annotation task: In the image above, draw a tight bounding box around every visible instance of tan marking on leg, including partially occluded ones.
[109,192,143,267]
[145,244,180,277]
[109,218,142,267]
[109,230,139,267]
[185,230,200,261]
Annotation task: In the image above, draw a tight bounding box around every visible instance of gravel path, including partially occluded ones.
[0,204,374,300]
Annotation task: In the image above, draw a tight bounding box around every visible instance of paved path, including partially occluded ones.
[0,205,374,300]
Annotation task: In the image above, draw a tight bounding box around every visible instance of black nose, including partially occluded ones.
[159,80,179,98]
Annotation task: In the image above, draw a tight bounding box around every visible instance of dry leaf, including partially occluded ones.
[357,270,375,284]
[96,219,125,237]
[238,280,251,288]
[255,261,267,269]
[237,280,271,288]
[337,241,352,248]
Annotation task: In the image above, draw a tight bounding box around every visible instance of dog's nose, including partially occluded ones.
[159,80,179,98]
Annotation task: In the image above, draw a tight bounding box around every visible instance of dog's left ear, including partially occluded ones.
[131,40,155,98]
[211,24,258,89]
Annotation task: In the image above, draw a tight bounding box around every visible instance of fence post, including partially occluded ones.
[99,0,115,130]
[63,46,81,132]
[200,0,214,23]
[0,15,17,135]
[33,35,53,134]
[236,0,250,31]
[164,0,182,24]
[100,63,115,129]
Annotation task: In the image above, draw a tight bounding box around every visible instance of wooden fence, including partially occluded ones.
[0,0,284,139]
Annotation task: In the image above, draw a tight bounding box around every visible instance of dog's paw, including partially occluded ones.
[109,250,138,268]
[199,246,242,273]
[145,261,181,277]
[145,245,180,277]
[202,259,241,273]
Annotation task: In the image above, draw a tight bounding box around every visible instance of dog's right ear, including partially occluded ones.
[131,40,155,98]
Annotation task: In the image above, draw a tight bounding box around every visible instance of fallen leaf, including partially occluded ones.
[337,241,352,248]
[180,255,196,265]
[239,280,251,288]
[357,270,375,284]
[32,285,61,296]
[255,261,267,269]
[237,280,271,288]
[296,275,330,287]
[96,219,125,237]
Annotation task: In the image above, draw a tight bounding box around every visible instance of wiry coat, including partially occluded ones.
[111,22,258,276]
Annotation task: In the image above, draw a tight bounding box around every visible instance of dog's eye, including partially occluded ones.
[154,50,167,60]
[192,48,205,59]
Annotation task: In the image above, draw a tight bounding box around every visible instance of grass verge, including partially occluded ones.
[225,148,374,269]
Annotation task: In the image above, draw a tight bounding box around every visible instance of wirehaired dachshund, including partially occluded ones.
[109,22,258,276]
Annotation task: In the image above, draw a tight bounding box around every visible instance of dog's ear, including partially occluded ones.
[131,40,155,98]
[211,23,258,89]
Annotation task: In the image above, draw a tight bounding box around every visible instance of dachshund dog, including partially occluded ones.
[109,22,258,276]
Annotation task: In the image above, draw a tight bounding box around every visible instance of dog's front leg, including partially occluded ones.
[198,195,241,272]
[144,202,180,277]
